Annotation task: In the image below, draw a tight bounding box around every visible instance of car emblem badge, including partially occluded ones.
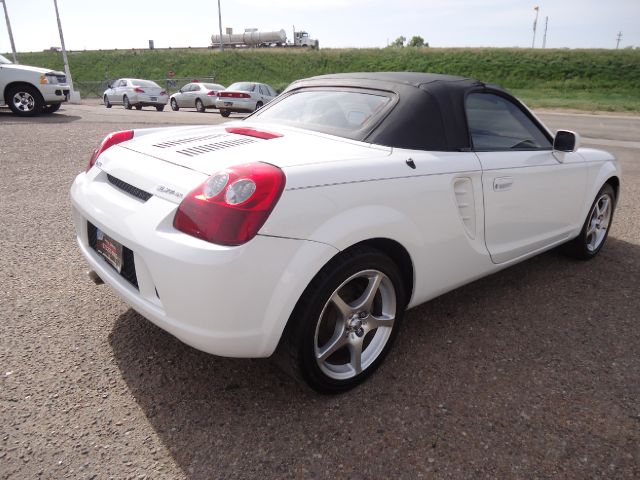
[155,185,184,202]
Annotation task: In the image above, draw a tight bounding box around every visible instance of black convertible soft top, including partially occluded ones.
[283,72,516,151]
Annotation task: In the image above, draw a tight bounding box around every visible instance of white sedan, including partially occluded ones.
[169,82,226,112]
[103,78,168,111]
[215,81,277,117]
[70,72,620,393]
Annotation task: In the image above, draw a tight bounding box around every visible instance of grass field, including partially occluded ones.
[11,47,640,112]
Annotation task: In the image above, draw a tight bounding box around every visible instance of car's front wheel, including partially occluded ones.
[123,96,132,110]
[278,246,406,393]
[563,183,616,259]
[195,99,205,113]
[170,98,179,111]
[220,110,230,117]
[104,95,112,108]
[42,103,61,114]
[7,85,44,116]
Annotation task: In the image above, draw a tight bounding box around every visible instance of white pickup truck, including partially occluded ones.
[0,53,70,116]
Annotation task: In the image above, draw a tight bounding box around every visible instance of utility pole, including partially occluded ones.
[616,31,623,49]
[531,6,539,48]
[217,0,224,52]
[52,0,80,103]
[542,16,548,49]
[1,0,18,63]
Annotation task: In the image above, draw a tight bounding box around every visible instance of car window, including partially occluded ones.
[0,54,12,64]
[132,80,160,88]
[119,80,127,87]
[253,89,392,136]
[181,83,192,92]
[204,83,225,91]
[259,85,268,96]
[228,82,255,92]
[466,93,552,150]
[267,86,277,97]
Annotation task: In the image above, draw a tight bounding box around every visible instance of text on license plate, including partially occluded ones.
[96,228,123,273]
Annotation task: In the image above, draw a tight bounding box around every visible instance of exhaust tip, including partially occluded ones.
[87,270,104,285]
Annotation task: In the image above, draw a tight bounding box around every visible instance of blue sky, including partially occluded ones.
[1,0,639,53]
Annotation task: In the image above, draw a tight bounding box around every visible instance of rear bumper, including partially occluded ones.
[130,93,168,105]
[215,98,256,113]
[70,169,338,358]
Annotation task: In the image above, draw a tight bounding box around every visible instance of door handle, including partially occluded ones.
[493,177,513,192]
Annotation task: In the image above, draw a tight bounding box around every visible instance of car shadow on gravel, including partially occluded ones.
[0,110,81,123]
[108,237,640,479]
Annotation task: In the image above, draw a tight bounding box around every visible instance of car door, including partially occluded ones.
[107,79,120,103]
[190,84,202,107]
[467,92,587,264]
[176,84,189,107]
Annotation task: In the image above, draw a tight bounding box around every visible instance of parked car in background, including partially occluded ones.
[71,72,620,393]
[0,53,69,116]
[169,82,226,112]
[103,79,168,111]
[215,81,277,117]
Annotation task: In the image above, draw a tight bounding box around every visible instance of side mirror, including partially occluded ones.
[553,130,580,152]
[179,89,183,93]
[107,82,113,89]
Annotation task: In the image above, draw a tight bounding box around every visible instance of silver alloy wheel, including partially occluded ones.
[13,91,36,112]
[314,269,396,380]
[586,193,613,252]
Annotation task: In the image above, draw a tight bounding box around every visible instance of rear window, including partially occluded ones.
[252,89,392,137]
[203,83,225,90]
[132,80,160,88]
[227,82,255,92]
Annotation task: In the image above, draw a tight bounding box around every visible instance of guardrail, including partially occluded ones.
[75,77,218,98]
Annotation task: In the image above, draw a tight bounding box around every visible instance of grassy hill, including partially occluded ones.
[11,47,640,112]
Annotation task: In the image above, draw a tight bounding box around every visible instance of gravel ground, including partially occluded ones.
[1,104,639,479]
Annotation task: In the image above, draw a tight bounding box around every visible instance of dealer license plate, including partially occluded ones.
[95,228,123,273]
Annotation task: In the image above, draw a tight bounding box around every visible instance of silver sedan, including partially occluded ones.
[103,78,168,111]
[169,82,226,112]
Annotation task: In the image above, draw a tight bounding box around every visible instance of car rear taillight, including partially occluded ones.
[219,92,251,98]
[86,130,134,172]
[133,87,145,93]
[173,162,286,246]
[225,127,282,140]
[207,91,217,96]
[160,90,167,96]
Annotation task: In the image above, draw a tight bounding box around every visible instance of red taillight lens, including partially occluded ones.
[225,127,282,140]
[86,130,134,172]
[133,87,145,93]
[207,91,216,96]
[238,92,250,98]
[174,162,286,246]
[160,90,167,96]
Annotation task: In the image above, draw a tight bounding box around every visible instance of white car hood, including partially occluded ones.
[118,122,391,175]
[2,63,64,76]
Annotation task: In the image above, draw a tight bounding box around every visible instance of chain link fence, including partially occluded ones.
[74,77,218,98]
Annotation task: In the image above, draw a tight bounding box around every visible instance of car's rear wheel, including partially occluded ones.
[255,101,263,111]
[104,95,112,108]
[156,105,165,112]
[42,103,61,114]
[7,85,44,116]
[220,110,230,117]
[277,246,406,393]
[123,96,132,110]
[563,183,616,260]
[135,104,142,110]
[170,98,179,111]
[195,99,205,113]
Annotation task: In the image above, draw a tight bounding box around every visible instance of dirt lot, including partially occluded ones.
[1,104,639,479]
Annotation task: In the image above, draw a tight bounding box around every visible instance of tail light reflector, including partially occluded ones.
[174,162,286,246]
[225,127,282,140]
[160,90,167,96]
[86,130,134,172]
[207,91,217,96]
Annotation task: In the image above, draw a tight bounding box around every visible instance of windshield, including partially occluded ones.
[227,82,255,92]
[132,80,160,88]
[252,89,392,137]
[0,54,12,64]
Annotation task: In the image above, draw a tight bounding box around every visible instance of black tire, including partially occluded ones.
[104,95,112,108]
[276,246,406,393]
[156,105,165,112]
[220,110,230,118]
[255,101,264,111]
[42,103,61,114]
[170,98,179,111]
[562,183,616,260]
[7,84,44,116]
[195,98,205,113]
[123,96,132,110]
[135,105,142,110]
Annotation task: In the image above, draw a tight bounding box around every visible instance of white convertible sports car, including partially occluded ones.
[70,72,620,393]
